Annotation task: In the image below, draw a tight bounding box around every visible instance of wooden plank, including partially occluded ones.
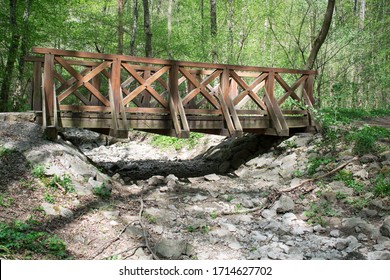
[59,105,111,112]
[306,74,315,105]
[43,53,55,119]
[32,47,317,75]
[124,107,169,114]
[230,71,268,110]
[184,109,222,115]
[277,74,307,105]
[180,67,221,108]
[32,62,42,111]
[121,63,168,108]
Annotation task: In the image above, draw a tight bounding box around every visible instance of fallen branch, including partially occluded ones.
[138,197,159,260]
[91,222,131,259]
[280,156,359,193]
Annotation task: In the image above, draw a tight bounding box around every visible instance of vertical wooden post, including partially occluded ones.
[110,58,128,138]
[229,78,238,99]
[43,53,54,121]
[306,74,315,105]
[141,70,151,106]
[32,61,42,111]
[90,66,101,105]
[169,64,189,137]
[266,70,275,99]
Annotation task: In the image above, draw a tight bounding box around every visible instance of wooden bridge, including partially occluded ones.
[27,47,317,139]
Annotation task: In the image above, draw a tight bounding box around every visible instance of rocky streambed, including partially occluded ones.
[0,114,389,260]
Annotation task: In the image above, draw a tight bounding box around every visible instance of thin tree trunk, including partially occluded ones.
[167,0,173,58]
[201,0,205,58]
[143,0,153,57]
[117,0,124,54]
[130,0,138,56]
[15,0,32,110]
[305,0,335,70]
[227,0,234,63]
[359,0,365,29]
[0,0,20,112]
[210,0,217,62]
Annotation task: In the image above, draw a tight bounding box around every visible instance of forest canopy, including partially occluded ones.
[0,0,388,111]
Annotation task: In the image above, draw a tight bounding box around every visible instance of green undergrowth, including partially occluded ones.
[151,132,204,150]
[0,220,69,259]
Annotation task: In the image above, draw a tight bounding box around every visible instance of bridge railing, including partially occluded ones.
[26,47,317,138]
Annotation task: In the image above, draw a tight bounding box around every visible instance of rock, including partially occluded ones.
[148,175,165,186]
[313,225,326,233]
[191,194,208,202]
[357,233,368,241]
[73,181,93,196]
[227,238,243,250]
[360,154,378,163]
[335,239,348,250]
[275,195,295,213]
[322,191,337,203]
[155,238,189,259]
[221,223,237,232]
[246,156,273,169]
[342,217,380,239]
[379,150,390,162]
[102,210,120,220]
[367,251,390,260]
[125,226,144,238]
[252,231,268,242]
[345,235,361,253]
[41,203,73,218]
[211,229,230,238]
[360,208,378,218]
[278,153,297,179]
[261,209,277,219]
[204,174,220,181]
[292,133,313,147]
[330,230,340,238]
[165,174,178,183]
[233,168,248,178]
[353,169,369,180]
[380,216,390,238]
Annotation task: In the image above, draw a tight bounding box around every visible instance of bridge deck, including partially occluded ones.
[27,48,318,139]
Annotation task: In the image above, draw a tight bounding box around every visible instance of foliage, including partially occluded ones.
[92,183,111,198]
[0,146,14,157]
[47,175,74,193]
[0,195,14,207]
[374,173,390,197]
[346,126,390,155]
[32,164,45,178]
[0,220,68,259]
[44,192,55,204]
[335,170,364,194]
[304,201,339,227]
[307,155,335,175]
[151,132,204,150]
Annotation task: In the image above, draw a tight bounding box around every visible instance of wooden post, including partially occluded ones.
[90,66,101,105]
[110,58,128,138]
[141,70,151,107]
[306,74,315,105]
[43,53,54,121]
[32,61,42,111]
[169,64,189,137]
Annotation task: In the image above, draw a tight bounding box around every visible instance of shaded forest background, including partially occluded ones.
[0,0,388,112]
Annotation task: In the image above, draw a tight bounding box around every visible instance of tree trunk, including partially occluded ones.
[143,0,152,57]
[359,0,365,29]
[304,0,335,70]
[227,0,234,63]
[117,0,124,54]
[201,0,205,57]
[167,0,173,59]
[15,0,32,110]
[130,0,138,56]
[210,0,217,62]
[0,0,20,112]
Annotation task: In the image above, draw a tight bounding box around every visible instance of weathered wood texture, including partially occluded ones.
[27,48,317,138]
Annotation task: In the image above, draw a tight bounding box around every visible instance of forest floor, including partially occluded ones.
[0,113,389,260]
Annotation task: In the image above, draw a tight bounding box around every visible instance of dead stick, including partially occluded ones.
[280,156,359,193]
[138,197,159,260]
[91,222,131,259]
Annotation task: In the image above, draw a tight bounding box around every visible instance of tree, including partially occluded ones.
[143,0,152,57]
[0,0,20,112]
[305,0,336,70]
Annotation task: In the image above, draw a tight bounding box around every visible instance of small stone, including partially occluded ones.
[102,210,120,220]
[252,232,267,242]
[155,238,188,259]
[353,169,369,180]
[159,186,169,192]
[112,173,121,180]
[204,174,221,181]
[261,209,277,219]
[360,154,378,163]
[227,239,243,250]
[191,194,208,202]
[148,175,165,186]
[367,251,390,260]
[380,217,390,238]
[313,225,326,233]
[357,233,368,241]
[275,195,295,213]
[330,230,340,238]
[126,226,144,237]
[335,239,348,251]
[233,168,248,178]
